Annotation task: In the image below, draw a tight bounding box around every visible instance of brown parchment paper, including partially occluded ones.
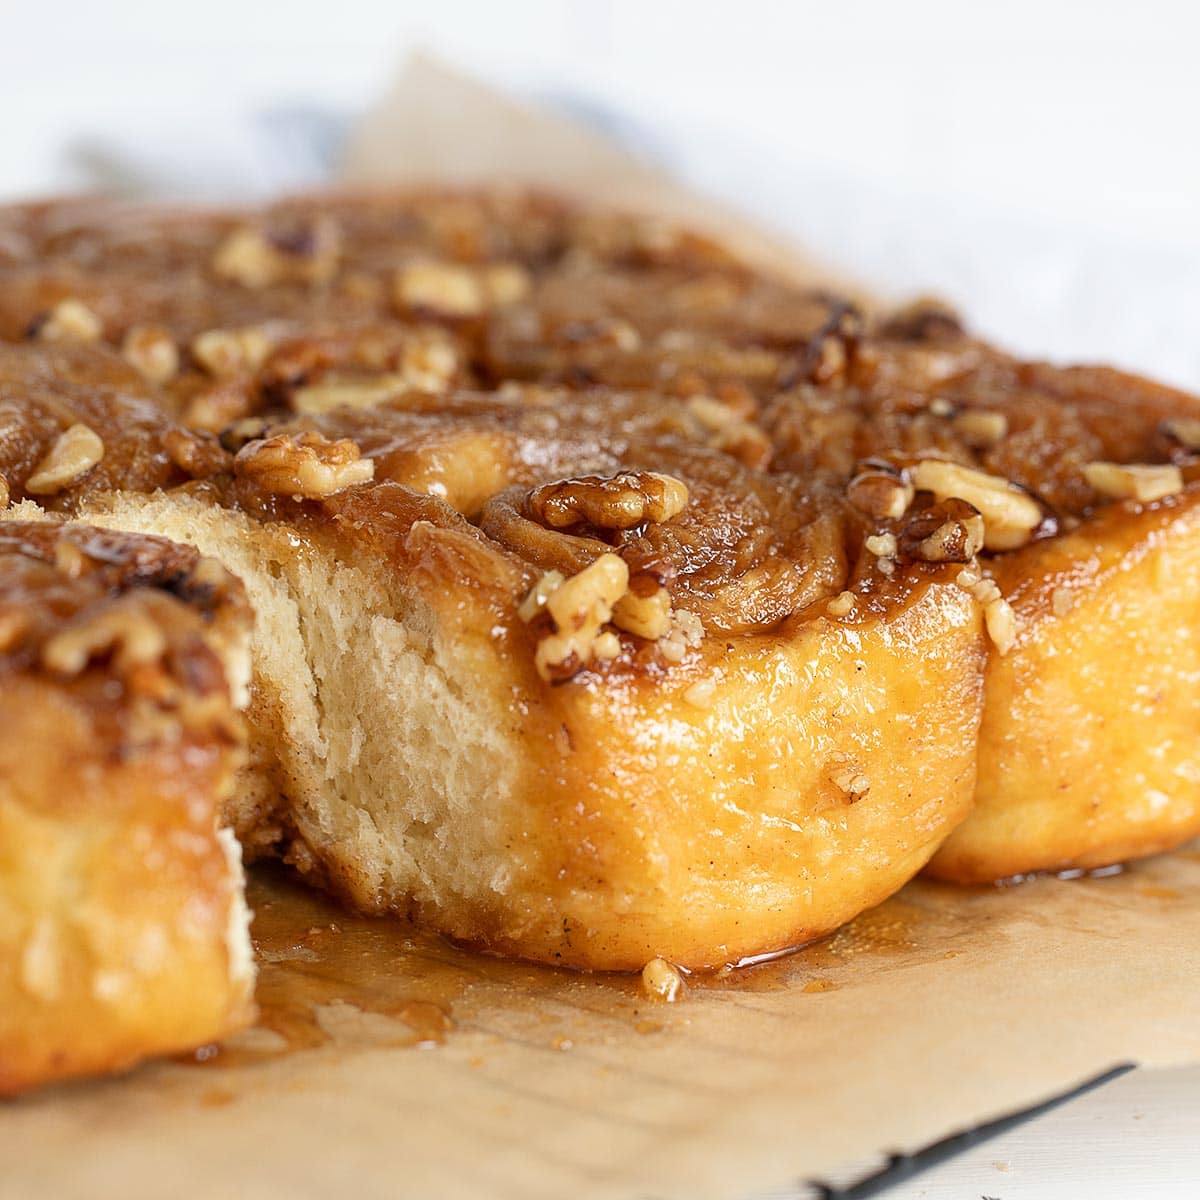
[2,54,1197,1200]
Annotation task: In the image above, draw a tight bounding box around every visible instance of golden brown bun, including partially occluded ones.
[0,189,1198,985]
[0,522,254,1094]
[928,490,1200,881]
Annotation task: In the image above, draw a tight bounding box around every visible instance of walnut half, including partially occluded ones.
[234,432,375,499]
[527,471,689,531]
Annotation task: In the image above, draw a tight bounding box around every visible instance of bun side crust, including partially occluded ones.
[0,522,254,1094]
[929,490,1200,881]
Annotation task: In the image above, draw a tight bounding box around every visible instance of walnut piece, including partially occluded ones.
[1083,461,1183,503]
[37,298,102,344]
[291,373,411,415]
[121,324,179,384]
[847,467,914,520]
[1162,418,1200,452]
[394,261,485,317]
[192,326,274,378]
[212,217,341,288]
[641,957,685,1002]
[25,424,105,495]
[42,596,168,676]
[531,553,630,682]
[953,409,1008,447]
[528,471,689,531]
[234,431,375,499]
[911,459,1042,550]
[612,577,672,640]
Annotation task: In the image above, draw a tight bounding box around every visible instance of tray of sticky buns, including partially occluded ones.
[1,190,1198,1094]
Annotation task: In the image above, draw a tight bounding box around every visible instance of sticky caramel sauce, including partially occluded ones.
[182,856,1189,1073]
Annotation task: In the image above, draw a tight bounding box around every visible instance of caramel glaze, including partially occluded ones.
[181,856,1186,1071]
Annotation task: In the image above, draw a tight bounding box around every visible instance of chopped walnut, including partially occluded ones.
[291,373,410,415]
[911,459,1042,551]
[686,396,771,469]
[37,298,102,344]
[847,467,914,521]
[528,471,689,531]
[212,217,341,288]
[953,409,1008,447]
[25,424,105,494]
[42,596,168,676]
[1083,461,1183,503]
[641,957,685,1002]
[121,324,179,384]
[483,262,532,306]
[532,553,630,682]
[234,431,375,499]
[612,576,672,640]
[658,609,704,664]
[864,532,898,559]
[192,326,273,378]
[394,260,485,317]
[983,594,1018,655]
[182,380,256,433]
[517,570,566,623]
[901,498,985,564]
[830,765,871,802]
[162,428,231,479]
[826,590,857,617]
[1162,418,1200,453]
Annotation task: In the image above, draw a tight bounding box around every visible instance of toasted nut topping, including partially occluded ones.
[593,631,622,660]
[0,610,28,653]
[483,262,532,306]
[826,590,857,617]
[847,469,914,520]
[395,261,485,316]
[533,553,630,682]
[1083,461,1183,503]
[43,598,168,675]
[192,326,273,378]
[518,570,567,623]
[0,473,8,509]
[212,218,341,288]
[901,498,986,564]
[37,298,102,344]
[830,766,871,801]
[641,958,685,1002]
[26,424,105,494]
[917,515,984,562]
[983,594,1018,655]
[864,532,897,559]
[182,381,255,434]
[911,459,1042,550]
[953,409,1008,447]
[292,373,409,415]
[1163,418,1200,452]
[528,472,689,531]
[658,609,704,664]
[234,431,375,498]
[612,580,672,640]
[162,428,230,479]
[121,324,179,384]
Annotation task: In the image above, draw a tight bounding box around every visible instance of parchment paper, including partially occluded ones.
[2,55,1196,1200]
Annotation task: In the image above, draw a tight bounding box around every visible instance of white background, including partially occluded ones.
[2,3,1198,1195]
